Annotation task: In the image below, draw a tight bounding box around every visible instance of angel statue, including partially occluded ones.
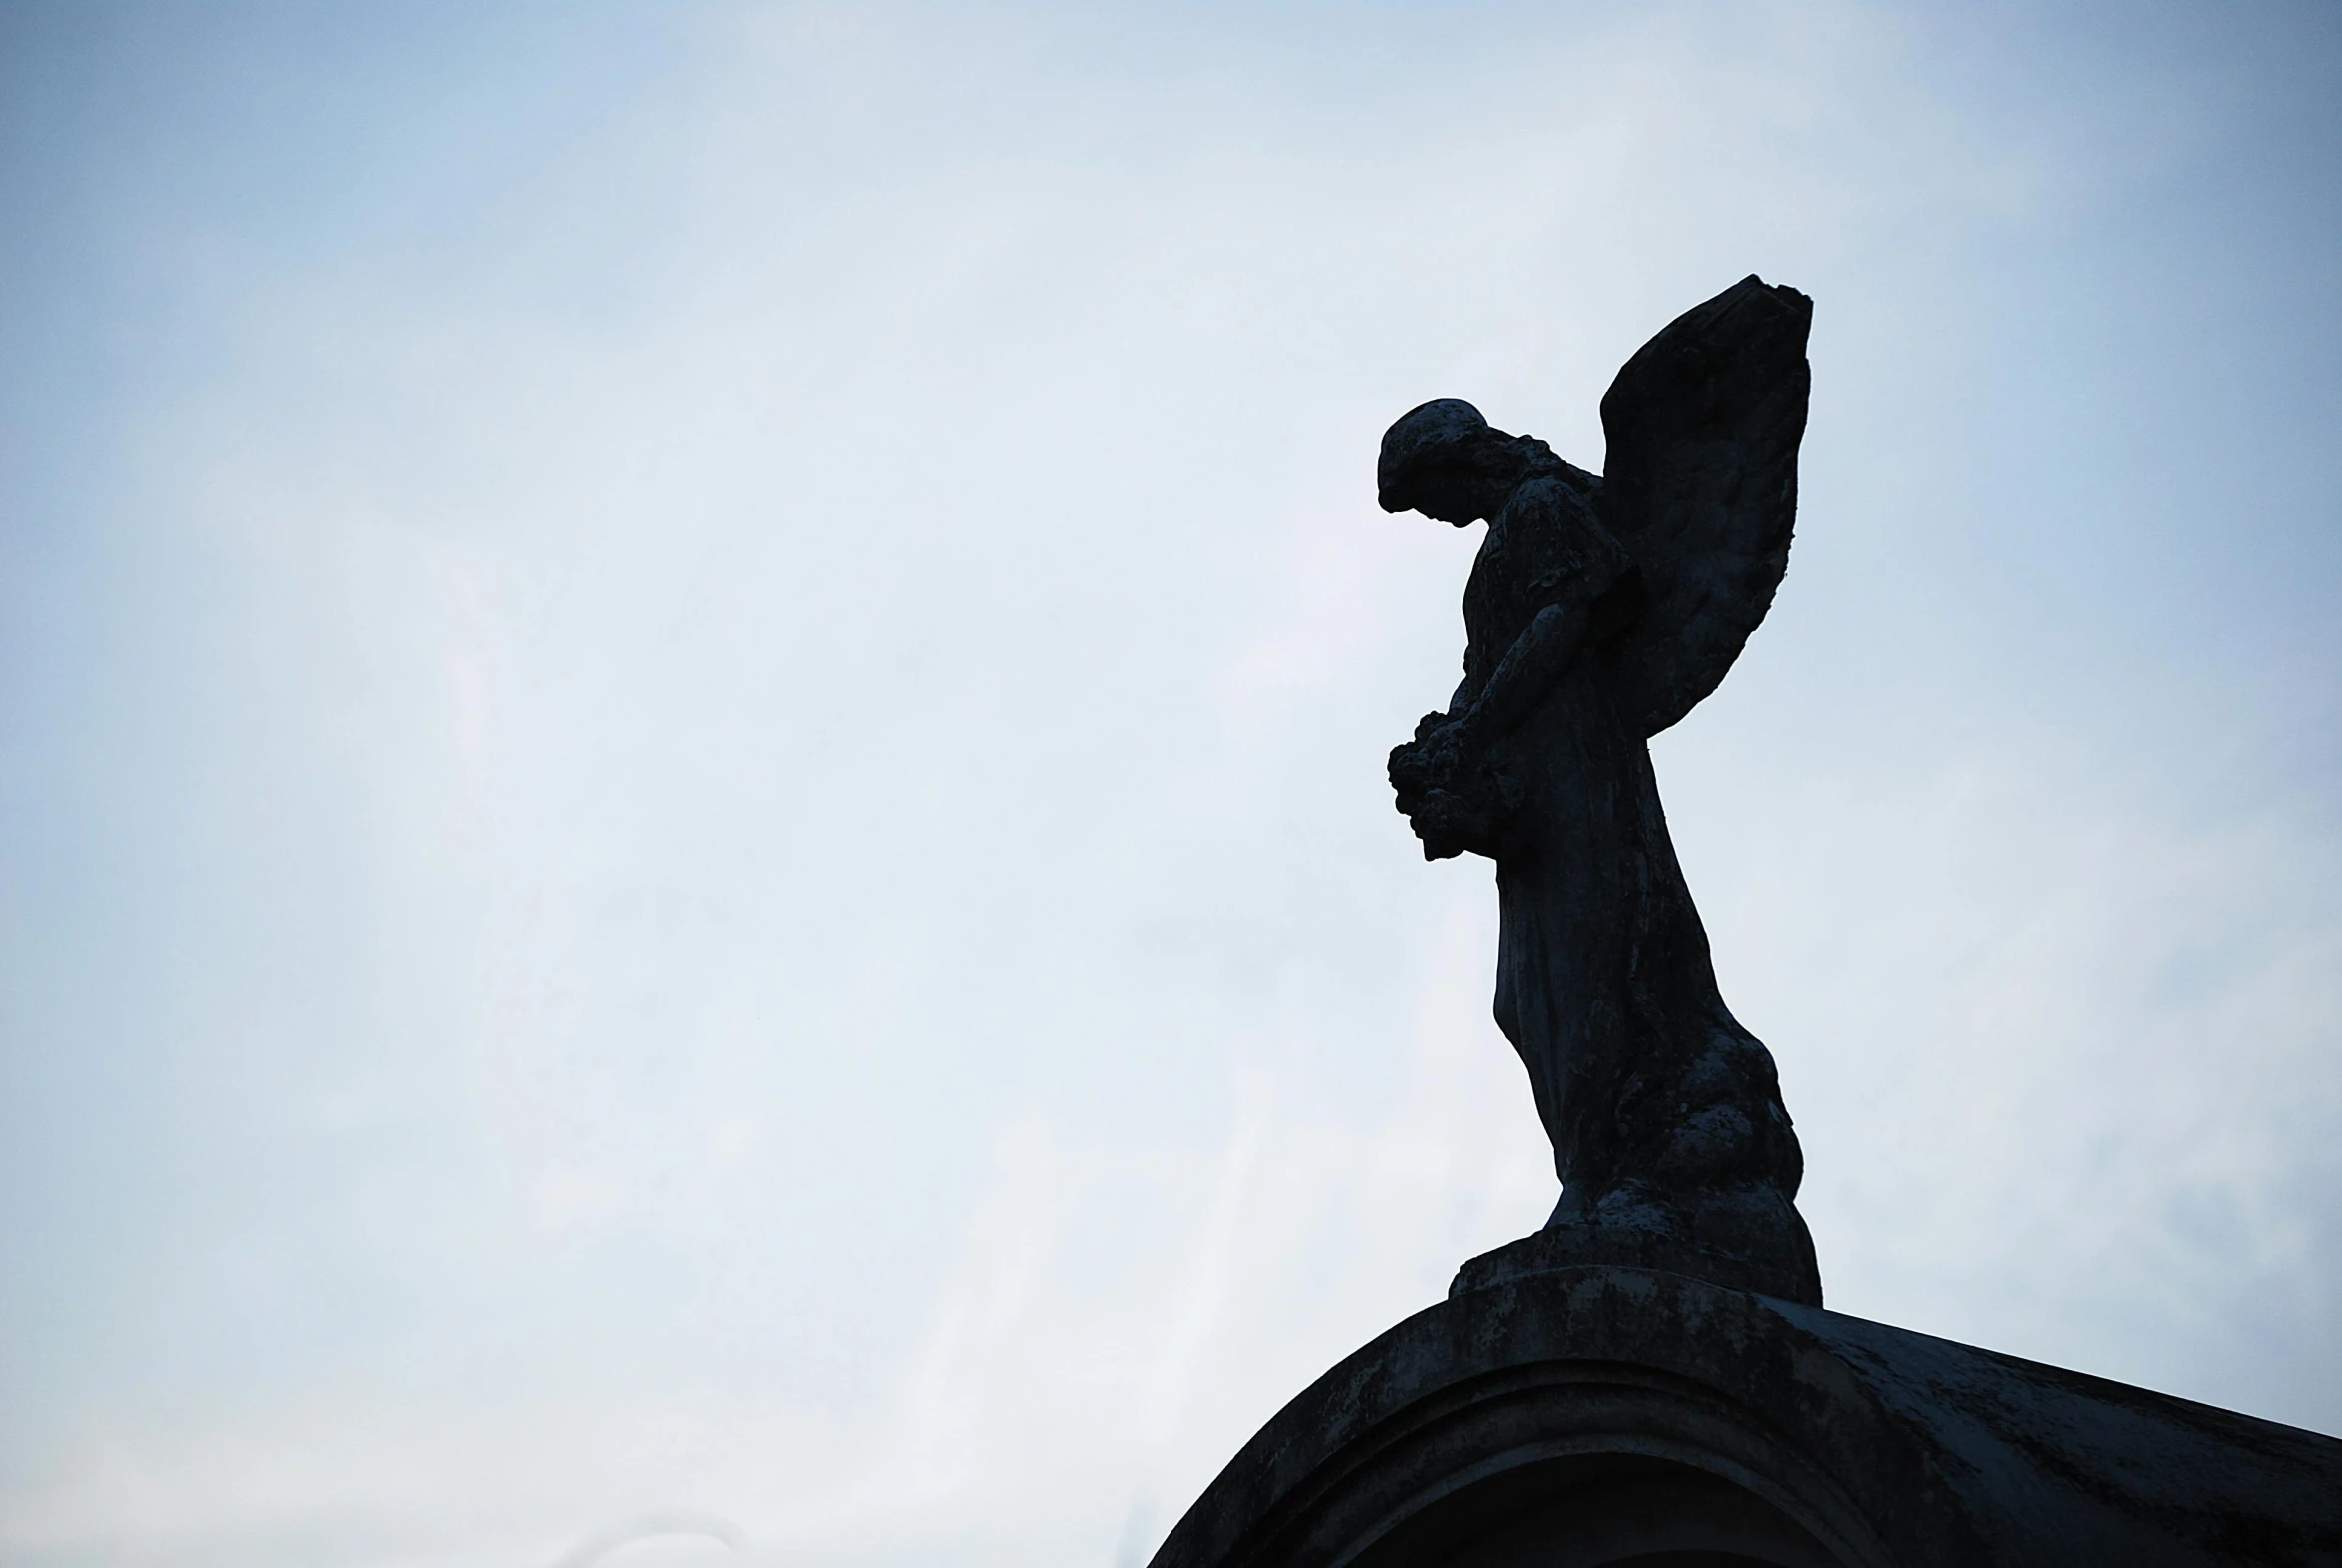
[1381,276,1822,1305]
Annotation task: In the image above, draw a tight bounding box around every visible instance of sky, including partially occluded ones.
[2,3,2340,1565]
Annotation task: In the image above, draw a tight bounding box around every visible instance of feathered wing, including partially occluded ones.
[1598,276,1813,738]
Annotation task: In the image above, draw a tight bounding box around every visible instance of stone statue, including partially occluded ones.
[1381,276,1822,1305]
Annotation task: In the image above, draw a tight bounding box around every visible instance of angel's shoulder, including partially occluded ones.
[1493,472,1630,592]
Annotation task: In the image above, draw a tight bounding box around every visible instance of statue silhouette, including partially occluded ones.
[1382,277,1821,1304]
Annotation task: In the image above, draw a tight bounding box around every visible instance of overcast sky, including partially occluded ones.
[3,4,2340,1566]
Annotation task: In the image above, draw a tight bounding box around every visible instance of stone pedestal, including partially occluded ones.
[1149,1261,2342,1568]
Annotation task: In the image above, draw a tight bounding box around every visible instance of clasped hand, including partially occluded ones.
[1387,710,1520,862]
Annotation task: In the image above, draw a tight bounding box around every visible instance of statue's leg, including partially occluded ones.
[1494,857,1640,1223]
[1490,888,1563,1183]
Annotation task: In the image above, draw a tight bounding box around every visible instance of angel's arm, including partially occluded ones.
[1451,543,1640,745]
[1452,599,1591,747]
[1392,599,1595,863]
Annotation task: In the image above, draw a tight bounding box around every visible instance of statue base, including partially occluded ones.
[1468,1209,1822,1308]
[1148,1266,2342,1568]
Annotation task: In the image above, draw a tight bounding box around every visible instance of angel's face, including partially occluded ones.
[1413,474,1490,527]
[1394,446,1515,526]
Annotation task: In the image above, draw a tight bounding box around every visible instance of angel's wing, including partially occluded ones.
[1598,276,1812,738]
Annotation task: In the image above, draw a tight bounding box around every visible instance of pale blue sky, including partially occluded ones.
[3,5,2340,1565]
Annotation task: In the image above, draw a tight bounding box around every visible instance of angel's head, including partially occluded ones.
[1377,399,1536,526]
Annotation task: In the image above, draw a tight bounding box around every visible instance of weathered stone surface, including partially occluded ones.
[1379,277,1822,1307]
[1148,1266,2342,1568]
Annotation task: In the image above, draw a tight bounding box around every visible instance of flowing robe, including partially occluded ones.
[1411,462,1815,1297]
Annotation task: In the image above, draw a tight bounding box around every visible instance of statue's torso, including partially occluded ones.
[1456,470,1634,715]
